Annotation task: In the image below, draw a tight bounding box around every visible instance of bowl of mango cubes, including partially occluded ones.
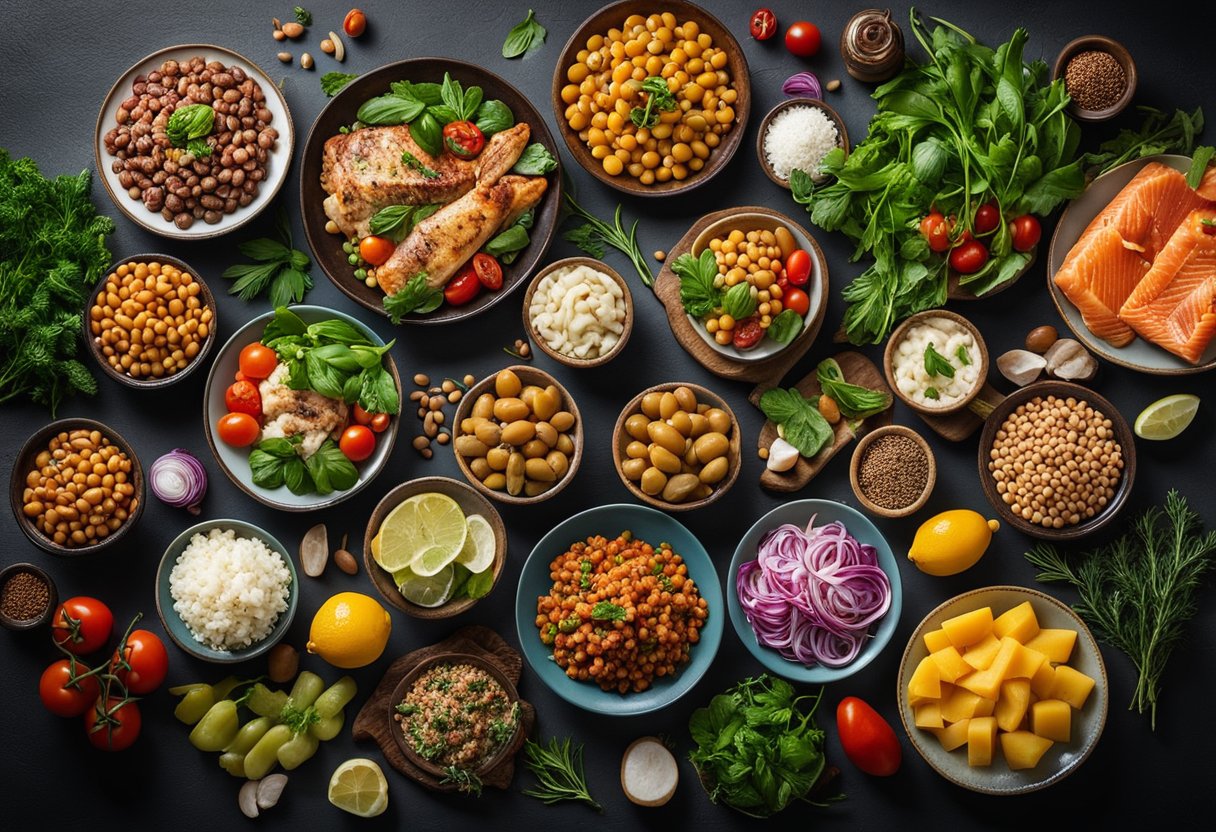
[896,586,1108,794]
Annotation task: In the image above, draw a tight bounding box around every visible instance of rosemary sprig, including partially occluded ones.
[440,765,483,796]
[563,190,653,288]
[1024,491,1216,729]
[521,737,601,811]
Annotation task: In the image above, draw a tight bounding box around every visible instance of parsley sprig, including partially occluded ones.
[221,209,313,308]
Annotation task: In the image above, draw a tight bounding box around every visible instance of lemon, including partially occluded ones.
[306,592,392,669]
[369,532,382,562]
[908,510,1000,576]
[454,514,496,574]
[328,758,388,817]
[375,492,467,573]
[1134,394,1200,440]
[393,563,455,607]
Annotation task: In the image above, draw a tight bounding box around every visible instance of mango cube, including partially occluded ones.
[908,655,942,703]
[1031,699,1072,742]
[1024,628,1078,664]
[967,717,998,766]
[941,607,994,649]
[930,646,973,684]
[993,601,1041,644]
[958,638,1020,700]
[941,685,991,722]
[999,730,1054,770]
[1006,643,1048,680]
[933,718,971,752]
[994,679,1032,733]
[915,702,944,730]
[923,628,953,653]
[962,634,1003,670]
[1030,662,1057,699]
[1050,665,1095,709]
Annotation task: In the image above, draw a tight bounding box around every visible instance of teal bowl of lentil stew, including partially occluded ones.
[726,499,902,684]
[849,425,936,519]
[515,504,724,716]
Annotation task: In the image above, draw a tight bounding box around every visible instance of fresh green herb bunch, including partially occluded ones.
[630,77,677,129]
[222,210,313,307]
[563,187,653,288]
[521,736,601,811]
[1083,106,1205,178]
[502,10,547,59]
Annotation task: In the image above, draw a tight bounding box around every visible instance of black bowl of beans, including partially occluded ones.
[1052,36,1137,123]
[978,381,1136,541]
[0,563,57,631]
[95,45,293,239]
[83,254,218,389]
[9,419,145,556]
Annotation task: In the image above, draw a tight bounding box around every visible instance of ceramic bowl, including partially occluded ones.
[1052,36,1136,122]
[755,97,849,189]
[522,257,634,368]
[0,563,58,631]
[883,309,991,417]
[849,425,937,519]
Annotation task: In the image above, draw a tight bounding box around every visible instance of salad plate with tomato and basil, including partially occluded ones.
[204,305,401,511]
[301,59,562,325]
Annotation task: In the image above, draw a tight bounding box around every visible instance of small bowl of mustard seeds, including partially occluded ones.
[0,563,57,631]
[850,425,936,519]
[1052,36,1136,122]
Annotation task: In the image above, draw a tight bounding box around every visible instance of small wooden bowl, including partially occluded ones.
[552,0,751,197]
[0,562,58,631]
[82,253,218,389]
[612,382,741,512]
[389,651,523,778]
[522,257,634,369]
[883,309,992,418]
[9,418,145,557]
[1052,36,1137,122]
[849,425,936,519]
[756,97,849,189]
[450,366,583,505]
[364,477,508,620]
[978,381,1136,541]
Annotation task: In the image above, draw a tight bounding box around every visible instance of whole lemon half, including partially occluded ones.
[908,510,999,576]
[306,592,392,668]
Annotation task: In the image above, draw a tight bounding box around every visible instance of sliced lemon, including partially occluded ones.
[376,492,467,573]
[328,758,388,817]
[1134,394,1200,440]
[393,564,455,608]
[372,498,418,571]
[455,514,496,574]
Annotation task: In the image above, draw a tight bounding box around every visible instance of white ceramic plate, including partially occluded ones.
[95,44,294,240]
[1047,154,1216,374]
[897,586,1108,795]
[203,305,399,511]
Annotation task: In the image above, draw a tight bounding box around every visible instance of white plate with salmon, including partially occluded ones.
[300,59,561,325]
[1047,155,1216,374]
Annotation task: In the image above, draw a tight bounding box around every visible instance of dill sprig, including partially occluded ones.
[562,189,653,288]
[1024,490,1216,729]
[521,736,601,811]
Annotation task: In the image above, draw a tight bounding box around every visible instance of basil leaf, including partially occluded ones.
[282,456,313,495]
[475,99,515,136]
[358,365,401,415]
[767,309,803,344]
[923,342,956,378]
[815,358,891,419]
[305,440,359,495]
[262,306,308,342]
[249,449,286,489]
[759,388,833,458]
[390,81,442,105]
[304,350,347,399]
[483,225,530,259]
[410,112,443,158]
[255,437,299,459]
[306,320,368,346]
[463,568,494,599]
[356,94,426,126]
[502,9,547,59]
[383,272,443,322]
[510,143,558,176]
[369,203,439,242]
[342,371,364,405]
[673,249,722,318]
[722,283,757,320]
[427,104,460,125]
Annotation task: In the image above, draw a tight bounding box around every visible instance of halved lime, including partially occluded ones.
[328,758,388,817]
[1134,394,1200,440]
[393,564,455,608]
[372,498,418,571]
[455,514,496,574]
[375,492,467,573]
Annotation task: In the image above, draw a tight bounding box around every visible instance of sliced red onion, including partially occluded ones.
[782,71,823,99]
[737,516,891,669]
[149,449,207,515]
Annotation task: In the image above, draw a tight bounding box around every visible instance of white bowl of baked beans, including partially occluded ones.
[95,45,293,239]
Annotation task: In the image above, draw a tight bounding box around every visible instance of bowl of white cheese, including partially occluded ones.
[883,310,989,415]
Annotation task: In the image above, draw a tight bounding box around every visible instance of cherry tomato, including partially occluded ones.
[973,202,1000,235]
[39,660,101,717]
[472,252,503,291]
[1202,218,1216,236]
[783,287,810,316]
[359,235,396,267]
[1011,214,1042,252]
[444,266,481,306]
[353,403,374,425]
[85,697,141,752]
[837,696,902,776]
[339,425,376,462]
[949,239,989,274]
[51,597,114,655]
[785,21,822,57]
[732,316,764,350]
[370,412,391,433]
[343,8,367,37]
[443,121,486,159]
[238,343,278,380]
[110,629,168,695]
[784,249,811,286]
[920,212,951,253]
[776,275,791,293]
[750,8,776,40]
[224,380,262,418]
[216,412,260,448]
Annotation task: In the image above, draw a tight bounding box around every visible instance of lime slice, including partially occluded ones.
[1134,394,1200,440]
[393,564,455,608]
[372,498,418,571]
[328,758,388,817]
[369,532,382,563]
[375,492,467,573]
[455,514,496,574]
[412,544,460,577]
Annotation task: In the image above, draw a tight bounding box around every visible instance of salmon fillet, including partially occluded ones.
[1119,210,1216,364]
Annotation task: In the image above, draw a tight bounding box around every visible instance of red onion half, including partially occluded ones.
[149,449,208,515]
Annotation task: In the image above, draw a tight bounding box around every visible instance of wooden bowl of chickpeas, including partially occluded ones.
[553,0,751,195]
[451,367,583,505]
[612,382,741,511]
[10,419,145,556]
[83,254,217,388]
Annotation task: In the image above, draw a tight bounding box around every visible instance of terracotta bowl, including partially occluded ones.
[1052,36,1137,122]
[522,257,634,369]
[883,309,992,418]
[849,425,937,519]
[0,563,58,631]
[755,97,849,189]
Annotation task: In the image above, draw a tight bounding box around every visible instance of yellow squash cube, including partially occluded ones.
[941,686,990,722]
[993,601,1041,644]
[908,655,942,703]
[967,716,998,767]
[999,730,1054,770]
[924,628,953,653]
[1030,662,1056,699]
[915,702,944,730]
[930,646,973,684]
[1050,665,1096,709]
[962,634,1002,670]
[994,679,1032,733]
[933,718,971,752]
[1024,628,1078,664]
[941,607,995,649]
[1031,699,1072,742]
[1006,643,1048,680]
[958,639,1019,700]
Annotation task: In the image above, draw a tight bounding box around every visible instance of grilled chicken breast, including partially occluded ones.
[377,174,549,294]
[258,364,348,458]
[321,123,531,239]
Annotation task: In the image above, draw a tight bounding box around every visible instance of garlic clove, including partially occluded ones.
[997,349,1047,386]
[766,438,801,472]
[1044,338,1098,381]
[256,774,288,810]
[239,780,261,818]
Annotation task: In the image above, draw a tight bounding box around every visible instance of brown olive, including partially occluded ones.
[1025,325,1059,354]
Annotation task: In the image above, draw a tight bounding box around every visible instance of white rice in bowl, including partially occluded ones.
[169,527,292,651]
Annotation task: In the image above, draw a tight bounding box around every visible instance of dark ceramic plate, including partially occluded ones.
[299,58,561,325]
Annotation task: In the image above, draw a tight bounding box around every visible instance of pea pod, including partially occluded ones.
[313,676,357,719]
[246,683,289,719]
[309,710,345,741]
[226,716,274,755]
[276,731,320,770]
[411,112,443,158]
[244,724,293,780]
[286,671,325,711]
[218,751,246,778]
[174,685,215,725]
[189,699,240,752]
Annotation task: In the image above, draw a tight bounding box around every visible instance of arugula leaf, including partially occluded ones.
[383,273,443,322]
[475,99,515,136]
[369,203,439,241]
[923,342,956,378]
[321,72,358,97]
[672,249,722,317]
[759,388,834,458]
[511,143,558,176]
[402,151,440,179]
[502,10,547,59]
